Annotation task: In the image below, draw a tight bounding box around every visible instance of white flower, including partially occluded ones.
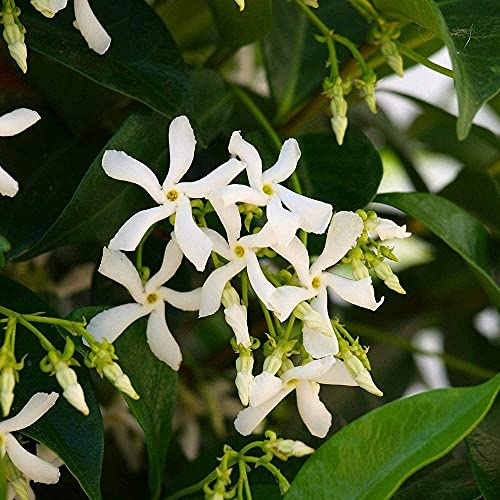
[235,356,363,438]
[0,393,60,485]
[102,116,244,271]
[31,0,68,18]
[0,109,41,197]
[215,131,332,246]
[366,216,411,240]
[87,239,201,370]
[73,0,111,55]
[198,214,280,318]
[271,211,384,358]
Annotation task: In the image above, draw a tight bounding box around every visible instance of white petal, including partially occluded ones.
[201,228,233,260]
[109,204,174,252]
[272,236,312,286]
[239,222,278,249]
[368,217,411,240]
[269,285,316,322]
[164,116,196,187]
[234,386,294,436]
[249,373,284,407]
[0,393,58,434]
[199,260,246,317]
[245,252,276,308]
[296,381,331,438]
[98,247,144,303]
[315,360,357,386]
[310,211,364,275]
[174,197,213,271]
[180,158,245,199]
[102,150,164,203]
[215,184,268,207]
[228,131,262,189]
[4,435,60,484]
[267,195,300,246]
[209,197,241,247]
[224,304,250,346]
[322,272,383,311]
[146,239,183,291]
[262,138,300,184]
[74,0,111,55]
[146,302,182,370]
[277,185,332,235]
[281,357,334,383]
[160,287,201,311]
[0,109,40,136]
[0,165,19,197]
[86,303,149,344]
[302,290,338,358]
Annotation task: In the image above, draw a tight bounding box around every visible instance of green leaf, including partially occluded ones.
[208,0,272,49]
[286,375,500,500]
[69,307,177,499]
[19,107,169,260]
[372,0,500,139]
[299,131,383,210]
[376,192,500,308]
[23,0,191,118]
[0,277,103,500]
[465,398,500,499]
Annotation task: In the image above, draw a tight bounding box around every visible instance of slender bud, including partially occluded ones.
[360,71,377,114]
[381,40,404,77]
[222,285,250,347]
[2,10,27,73]
[55,362,89,415]
[235,348,254,406]
[304,0,319,7]
[102,363,139,400]
[270,439,315,460]
[373,261,406,294]
[3,454,29,500]
[0,368,15,416]
[234,0,245,10]
[294,302,332,337]
[340,346,382,396]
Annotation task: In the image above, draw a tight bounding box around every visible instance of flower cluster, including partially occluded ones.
[88,115,410,438]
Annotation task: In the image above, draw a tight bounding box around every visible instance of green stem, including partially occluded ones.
[241,271,249,307]
[259,301,277,338]
[347,0,384,25]
[333,34,369,74]
[239,460,252,500]
[22,315,85,330]
[17,318,55,352]
[350,322,496,380]
[165,470,218,500]
[395,42,454,78]
[283,314,296,341]
[135,224,156,271]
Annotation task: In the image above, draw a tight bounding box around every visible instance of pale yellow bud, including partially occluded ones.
[343,350,382,396]
[271,439,315,460]
[10,476,29,500]
[373,261,406,294]
[381,40,404,77]
[7,42,27,73]
[304,0,319,6]
[234,0,245,10]
[294,302,332,337]
[330,113,348,146]
[0,368,16,416]
[235,371,253,406]
[102,363,139,400]
[55,363,89,415]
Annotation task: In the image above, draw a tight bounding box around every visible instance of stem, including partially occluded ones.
[283,314,296,341]
[395,42,454,78]
[350,322,496,380]
[135,224,156,271]
[238,461,252,500]
[22,315,85,329]
[333,34,369,74]
[165,470,218,500]
[241,271,249,307]
[17,318,55,352]
[259,301,277,338]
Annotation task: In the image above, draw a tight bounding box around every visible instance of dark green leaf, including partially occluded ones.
[0,277,103,500]
[20,107,169,260]
[69,307,177,499]
[286,375,500,500]
[208,0,272,49]
[466,397,500,499]
[373,0,500,139]
[23,0,191,118]
[376,192,500,308]
[299,131,383,209]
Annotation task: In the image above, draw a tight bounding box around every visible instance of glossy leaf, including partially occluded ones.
[373,0,500,139]
[286,375,500,500]
[0,277,103,500]
[70,307,177,499]
[376,192,500,308]
[299,131,383,210]
[19,107,169,260]
[208,0,272,49]
[23,0,191,118]
[466,398,500,499]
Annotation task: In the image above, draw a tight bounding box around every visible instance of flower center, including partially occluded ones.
[262,184,274,196]
[234,245,245,258]
[166,189,179,202]
[312,276,322,289]
[146,293,159,304]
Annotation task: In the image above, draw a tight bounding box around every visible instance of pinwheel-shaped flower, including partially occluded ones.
[0,392,60,486]
[215,131,332,246]
[87,239,201,370]
[235,356,368,438]
[102,116,244,271]
[271,211,383,358]
[0,109,41,197]
[31,0,111,55]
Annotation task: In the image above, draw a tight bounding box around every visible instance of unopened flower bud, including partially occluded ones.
[30,0,67,18]
[351,256,370,280]
[305,0,319,6]
[373,261,406,294]
[235,349,254,406]
[0,368,15,416]
[222,286,250,347]
[234,0,245,11]
[55,362,89,415]
[270,439,315,460]
[294,302,332,337]
[366,217,411,241]
[381,40,404,77]
[2,10,27,74]
[361,71,377,114]
[341,348,382,396]
[102,363,139,400]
